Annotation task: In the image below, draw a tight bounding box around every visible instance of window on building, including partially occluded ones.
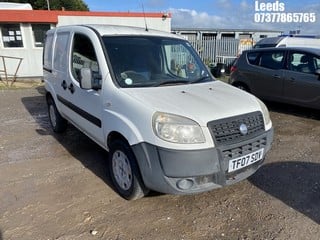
[221,33,235,39]
[260,35,268,38]
[32,24,51,47]
[0,24,23,48]
[239,34,252,39]
[202,33,217,41]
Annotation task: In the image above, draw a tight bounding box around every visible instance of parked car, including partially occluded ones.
[44,24,273,200]
[229,47,320,110]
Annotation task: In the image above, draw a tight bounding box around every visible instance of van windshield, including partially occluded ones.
[102,36,212,88]
[253,44,277,49]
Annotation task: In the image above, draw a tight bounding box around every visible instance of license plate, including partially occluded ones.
[228,148,264,173]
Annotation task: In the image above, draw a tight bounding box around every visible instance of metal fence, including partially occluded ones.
[0,55,23,86]
[188,36,254,67]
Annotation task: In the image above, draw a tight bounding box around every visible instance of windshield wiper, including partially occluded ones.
[154,80,191,87]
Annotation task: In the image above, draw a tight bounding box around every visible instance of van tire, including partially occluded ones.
[47,97,68,133]
[109,139,148,200]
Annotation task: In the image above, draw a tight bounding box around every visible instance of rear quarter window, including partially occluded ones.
[43,33,54,70]
[53,32,70,72]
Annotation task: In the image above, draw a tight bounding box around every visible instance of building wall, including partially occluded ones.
[0,23,46,79]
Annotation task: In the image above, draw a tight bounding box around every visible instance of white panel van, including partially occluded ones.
[43,25,273,200]
[254,36,320,49]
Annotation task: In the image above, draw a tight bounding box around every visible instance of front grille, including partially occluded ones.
[207,111,265,146]
[222,137,267,161]
[223,136,267,179]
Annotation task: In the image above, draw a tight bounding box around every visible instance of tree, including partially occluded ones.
[6,0,89,11]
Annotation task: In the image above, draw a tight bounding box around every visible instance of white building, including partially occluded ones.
[0,3,171,80]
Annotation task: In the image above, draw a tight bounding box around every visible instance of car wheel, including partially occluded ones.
[109,139,148,200]
[47,96,67,133]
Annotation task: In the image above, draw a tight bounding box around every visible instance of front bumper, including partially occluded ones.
[132,128,274,195]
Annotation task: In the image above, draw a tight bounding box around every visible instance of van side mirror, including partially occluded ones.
[80,68,92,89]
[80,68,102,90]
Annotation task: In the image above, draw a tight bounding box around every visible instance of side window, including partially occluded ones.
[71,34,99,82]
[258,51,284,70]
[43,33,54,70]
[315,57,320,70]
[288,52,318,74]
[53,32,69,72]
[247,52,260,65]
[164,43,201,79]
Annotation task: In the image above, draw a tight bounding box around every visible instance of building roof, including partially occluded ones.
[0,9,171,24]
[172,27,282,33]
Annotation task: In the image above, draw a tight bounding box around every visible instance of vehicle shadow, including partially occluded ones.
[264,100,320,120]
[21,88,118,195]
[22,88,164,198]
[249,161,320,224]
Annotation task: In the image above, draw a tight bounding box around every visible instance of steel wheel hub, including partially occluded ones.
[112,150,132,191]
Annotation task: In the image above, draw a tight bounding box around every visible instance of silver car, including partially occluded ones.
[229,47,320,110]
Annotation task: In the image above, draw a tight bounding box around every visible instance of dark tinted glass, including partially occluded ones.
[247,52,260,65]
[259,51,284,70]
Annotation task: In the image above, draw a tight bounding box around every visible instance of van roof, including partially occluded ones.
[51,24,183,39]
[255,36,285,45]
[244,47,320,55]
[254,35,320,49]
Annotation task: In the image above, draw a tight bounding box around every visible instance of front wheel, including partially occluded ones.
[108,139,148,200]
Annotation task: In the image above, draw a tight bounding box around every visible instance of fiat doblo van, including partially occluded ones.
[43,25,273,200]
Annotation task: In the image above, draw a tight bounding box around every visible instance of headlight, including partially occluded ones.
[256,98,271,126]
[152,112,205,144]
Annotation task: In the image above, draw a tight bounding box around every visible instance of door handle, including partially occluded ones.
[61,80,67,90]
[68,83,75,94]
